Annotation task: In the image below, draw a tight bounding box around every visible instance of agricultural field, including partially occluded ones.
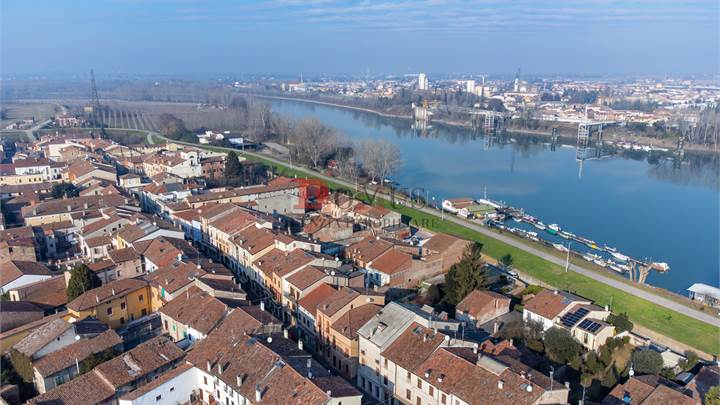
[0,102,61,128]
[93,100,247,132]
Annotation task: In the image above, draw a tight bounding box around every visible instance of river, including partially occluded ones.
[268,98,720,293]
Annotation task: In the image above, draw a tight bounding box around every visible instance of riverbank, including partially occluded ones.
[248,92,717,154]
[145,130,720,356]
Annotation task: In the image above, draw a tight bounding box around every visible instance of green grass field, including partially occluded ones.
[147,132,720,355]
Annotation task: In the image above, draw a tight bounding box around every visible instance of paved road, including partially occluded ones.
[23,119,52,141]
[149,132,720,328]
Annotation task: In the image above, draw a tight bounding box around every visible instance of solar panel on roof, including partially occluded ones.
[578,319,602,333]
[560,307,589,327]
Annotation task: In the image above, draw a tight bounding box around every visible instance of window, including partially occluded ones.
[204,376,208,385]
[120,302,126,310]
[383,376,388,386]
[107,307,113,315]
[417,378,422,389]
[170,387,174,392]
[407,371,411,380]
[120,317,125,324]
[384,358,388,368]
[406,389,411,400]
[138,294,144,302]
[441,393,446,404]
[416,398,421,405]
[141,308,147,316]
[429,386,434,396]
[155,395,162,401]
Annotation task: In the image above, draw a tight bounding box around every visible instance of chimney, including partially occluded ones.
[326,390,332,398]
[298,340,304,351]
[423,334,428,343]
[95,295,99,303]
[260,301,265,312]
[111,288,116,296]
[255,384,262,402]
[553,290,558,295]
[83,202,89,209]
[236,374,244,386]
[206,360,212,371]
[498,380,504,390]
[472,343,478,354]
[493,322,500,334]
[218,363,224,374]
[283,329,289,339]
[67,205,72,212]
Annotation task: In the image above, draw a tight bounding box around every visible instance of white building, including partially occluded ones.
[466,80,476,94]
[418,73,429,90]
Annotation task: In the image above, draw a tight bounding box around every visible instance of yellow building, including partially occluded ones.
[67,278,151,329]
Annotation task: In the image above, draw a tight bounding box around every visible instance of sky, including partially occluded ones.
[1,0,718,77]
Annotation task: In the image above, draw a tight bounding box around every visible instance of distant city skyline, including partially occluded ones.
[1,0,718,76]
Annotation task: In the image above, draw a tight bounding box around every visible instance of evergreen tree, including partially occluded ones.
[442,243,488,305]
[631,349,664,375]
[225,151,242,178]
[544,327,583,364]
[66,264,101,302]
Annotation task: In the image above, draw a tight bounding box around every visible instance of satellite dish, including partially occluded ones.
[266,337,273,344]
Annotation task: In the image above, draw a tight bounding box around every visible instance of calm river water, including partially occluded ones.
[269,98,720,293]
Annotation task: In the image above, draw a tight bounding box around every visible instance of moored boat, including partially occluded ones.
[553,243,569,252]
[547,224,561,234]
[611,252,629,262]
[534,222,546,231]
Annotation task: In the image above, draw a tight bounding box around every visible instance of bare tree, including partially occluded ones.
[358,139,402,184]
[292,117,337,169]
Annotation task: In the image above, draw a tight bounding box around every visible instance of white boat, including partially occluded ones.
[609,263,625,273]
[582,254,595,262]
[651,262,670,272]
[553,243,569,252]
[548,224,561,233]
[593,258,608,267]
[604,245,617,253]
[512,216,522,223]
[559,231,575,239]
[534,222,546,231]
[527,231,538,238]
[611,252,629,262]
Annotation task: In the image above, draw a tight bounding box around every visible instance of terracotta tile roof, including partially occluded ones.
[108,247,140,263]
[33,330,122,377]
[0,260,51,287]
[317,287,361,318]
[285,266,328,291]
[21,194,127,218]
[346,236,393,263]
[80,215,127,236]
[208,209,257,235]
[456,290,510,317]
[414,347,547,405]
[159,286,227,335]
[603,375,696,405]
[84,235,113,248]
[423,232,465,253]
[297,283,337,316]
[142,237,198,268]
[67,278,147,312]
[311,376,362,399]
[331,304,382,340]
[254,248,315,278]
[87,260,115,274]
[115,223,148,244]
[93,335,184,388]
[369,248,413,276]
[185,315,332,405]
[232,226,276,255]
[381,322,446,372]
[6,275,67,308]
[523,289,585,320]
[26,368,116,405]
[145,262,206,295]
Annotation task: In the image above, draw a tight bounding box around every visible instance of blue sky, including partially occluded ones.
[1,0,718,76]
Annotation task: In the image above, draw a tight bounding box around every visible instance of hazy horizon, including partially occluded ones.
[2,0,718,77]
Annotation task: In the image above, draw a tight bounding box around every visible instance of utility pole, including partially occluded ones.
[89,69,102,128]
[565,242,571,272]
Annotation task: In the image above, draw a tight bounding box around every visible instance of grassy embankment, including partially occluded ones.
[147,132,720,355]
